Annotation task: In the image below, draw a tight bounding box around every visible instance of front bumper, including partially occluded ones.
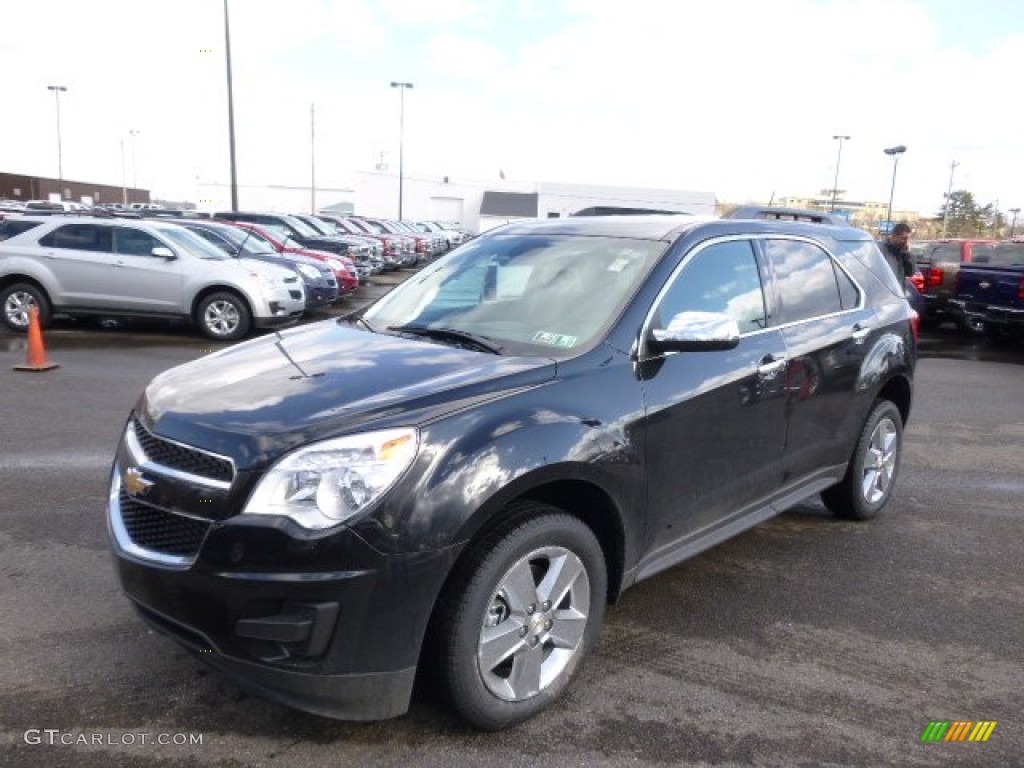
[107,431,459,720]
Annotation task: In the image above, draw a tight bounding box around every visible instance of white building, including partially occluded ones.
[196,172,716,233]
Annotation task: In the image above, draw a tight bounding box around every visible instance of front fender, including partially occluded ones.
[353,378,646,562]
[1,259,61,302]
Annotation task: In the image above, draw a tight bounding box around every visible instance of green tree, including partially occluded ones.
[938,190,985,237]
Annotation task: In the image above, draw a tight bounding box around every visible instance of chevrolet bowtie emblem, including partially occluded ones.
[123,466,154,497]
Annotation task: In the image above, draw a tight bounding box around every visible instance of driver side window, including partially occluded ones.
[657,239,767,334]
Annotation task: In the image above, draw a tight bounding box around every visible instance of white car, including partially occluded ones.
[0,216,305,340]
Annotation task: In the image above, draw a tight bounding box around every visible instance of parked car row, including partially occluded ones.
[946,241,1024,342]
[911,238,1024,341]
[0,214,358,340]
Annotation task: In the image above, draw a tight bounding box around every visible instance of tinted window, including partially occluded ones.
[990,243,1024,266]
[930,244,962,263]
[38,224,112,252]
[186,226,235,254]
[658,239,767,334]
[0,220,43,240]
[764,239,843,324]
[113,227,163,256]
[835,263,860,310]
[970,243,995,264]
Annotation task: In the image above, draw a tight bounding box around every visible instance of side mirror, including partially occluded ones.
[649,310,740,353]
[151,246,177,261]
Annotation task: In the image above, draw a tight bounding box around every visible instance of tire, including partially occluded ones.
[196,292,251,341]
[821,400,903,520]
[1,282,52,333]
[957,315,985,335]
[985,324,1013,345]
[433,505,607,730]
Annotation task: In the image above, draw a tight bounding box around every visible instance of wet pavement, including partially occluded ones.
[1,279,1022,767]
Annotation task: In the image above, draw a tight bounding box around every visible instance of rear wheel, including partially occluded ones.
[432,505,606,730]
[821,400,903,520]
[1,282,52,333]
[196,292,251,341]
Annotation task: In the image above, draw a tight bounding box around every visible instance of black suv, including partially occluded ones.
[109,215,916,729]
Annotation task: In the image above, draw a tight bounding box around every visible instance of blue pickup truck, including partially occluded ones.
[949,241,1024,341]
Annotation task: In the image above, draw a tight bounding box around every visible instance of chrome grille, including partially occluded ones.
[119,491,210,558]
[131,418,234,484]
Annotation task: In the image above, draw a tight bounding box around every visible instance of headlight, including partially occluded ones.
[297,264,321,280]
[242,429,418,529]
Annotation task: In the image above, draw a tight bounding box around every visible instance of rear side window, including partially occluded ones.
[763,239,844,324]
[38,224,112,252]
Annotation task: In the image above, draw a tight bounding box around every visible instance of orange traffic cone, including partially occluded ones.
[13,306,59,372]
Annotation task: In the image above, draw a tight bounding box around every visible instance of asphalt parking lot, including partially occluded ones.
[1,283,1022,767]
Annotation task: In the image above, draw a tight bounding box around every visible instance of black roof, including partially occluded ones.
[724,205,850,225]
[483,214,872,243]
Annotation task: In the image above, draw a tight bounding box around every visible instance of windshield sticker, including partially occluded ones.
[533,331,578,348]
[607,258,631,272]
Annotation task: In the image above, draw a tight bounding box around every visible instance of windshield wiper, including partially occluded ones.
[387,325,504,354]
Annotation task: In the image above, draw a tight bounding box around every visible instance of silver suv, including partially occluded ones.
[0,217,305,340]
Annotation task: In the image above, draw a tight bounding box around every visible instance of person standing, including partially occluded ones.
[879,221,915,280]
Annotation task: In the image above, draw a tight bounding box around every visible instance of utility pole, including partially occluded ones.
[310,103,316,214]
[941,160,958,237]
[830,135,850,212]
[224,0,239,211]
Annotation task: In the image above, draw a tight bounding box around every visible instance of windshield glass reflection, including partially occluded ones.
[364,234,666,357]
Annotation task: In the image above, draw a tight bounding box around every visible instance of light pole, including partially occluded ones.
[128,129,140,191]
[830,135,850,212]
[883,145,907,229]
[390,81,413,220]
[120,139,127,204]
[1010,207,1020,239]
[47,85,68,197]
[941,160,958,237]
[224,0,239,211]
[310,103,316,214]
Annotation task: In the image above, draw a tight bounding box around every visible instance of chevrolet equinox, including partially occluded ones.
[109,215,916,729]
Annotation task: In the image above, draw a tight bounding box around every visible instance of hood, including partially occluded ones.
[140,320,556,469]
[235,257,298,281]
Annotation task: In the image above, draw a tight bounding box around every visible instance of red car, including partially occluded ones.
[221,220,359,294]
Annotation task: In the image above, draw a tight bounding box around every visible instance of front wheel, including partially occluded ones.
[196,292,251,341]
[433,506,606,730]
[821,400,903,520]
[1,282,52,333]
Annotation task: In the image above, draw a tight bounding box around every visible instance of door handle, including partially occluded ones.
[757,357,787,377]
[852,324,870,344]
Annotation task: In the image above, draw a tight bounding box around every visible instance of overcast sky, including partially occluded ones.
[2,0,1022,214]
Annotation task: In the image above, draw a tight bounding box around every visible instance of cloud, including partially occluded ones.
[2,0,1021,214]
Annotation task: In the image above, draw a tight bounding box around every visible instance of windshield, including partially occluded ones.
[355,219,389,235]
[261,223,296,244]
[300,217,333,235]
[363,234,666,357]
[214,225,277,255]
[157,226,231,260]
[283,215,324,237]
